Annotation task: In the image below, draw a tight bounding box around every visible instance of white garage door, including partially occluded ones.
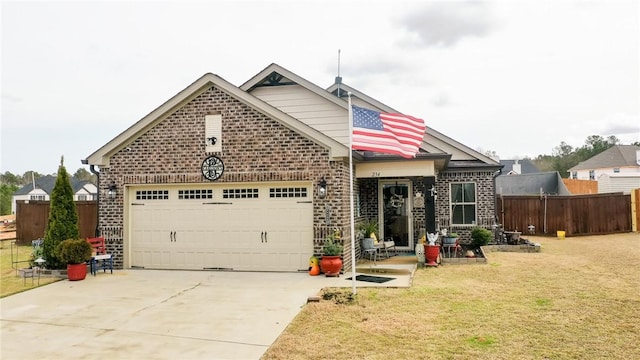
[128,182,313,272]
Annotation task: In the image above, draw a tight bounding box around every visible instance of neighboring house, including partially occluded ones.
[84,63,501,272]
[11,175,97,213]
[496,172,571,196]
[499,159,539,175]
[568,145,640,194]
[597,173,640,194]
[567,145,640,180]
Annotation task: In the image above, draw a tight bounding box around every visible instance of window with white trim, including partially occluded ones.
[613,168,620,173]
[589,170,595,180]
[78,195,88,201]
[450,182,476,225]
[30,195,46,201]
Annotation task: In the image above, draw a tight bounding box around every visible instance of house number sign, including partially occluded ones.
[201,156,225,181]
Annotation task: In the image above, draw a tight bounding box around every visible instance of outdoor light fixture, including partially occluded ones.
[107,182,117,200]
[318,177,327,199]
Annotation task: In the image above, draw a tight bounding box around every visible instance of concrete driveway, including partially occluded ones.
[1,267,413,360]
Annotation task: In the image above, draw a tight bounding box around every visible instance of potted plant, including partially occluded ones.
[320,235,343,277]
[358,219,379,243]
[442,230,459,245]
[56,239,92,281]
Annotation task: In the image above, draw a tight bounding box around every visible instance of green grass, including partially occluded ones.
[262,233,640,360]
[1,244,59,298]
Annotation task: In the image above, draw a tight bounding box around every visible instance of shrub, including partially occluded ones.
[323,236,344,256]
[56,239,92,264]
[471,227,492,249]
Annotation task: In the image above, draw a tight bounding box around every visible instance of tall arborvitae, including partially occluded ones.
[43,156,80,269]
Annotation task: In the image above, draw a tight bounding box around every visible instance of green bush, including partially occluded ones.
[471,227,492,249]
[323,236,344,256]
[56,239,92,265]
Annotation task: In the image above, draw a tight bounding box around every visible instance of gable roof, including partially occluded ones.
[568,145,640,171]
[13,176,95,196]
[85,72,348,167]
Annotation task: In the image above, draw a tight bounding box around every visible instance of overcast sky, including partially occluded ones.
[2,0,638,175]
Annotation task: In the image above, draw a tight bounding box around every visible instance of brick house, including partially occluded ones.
[84,63,501,272]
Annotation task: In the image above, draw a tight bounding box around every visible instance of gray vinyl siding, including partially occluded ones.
[250,85,349,146]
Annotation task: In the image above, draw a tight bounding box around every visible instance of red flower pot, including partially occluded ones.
[424,244,440,267]
[320,256,342,277]
[67,263,88,281]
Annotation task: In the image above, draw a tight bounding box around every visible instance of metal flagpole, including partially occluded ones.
[348,93,357,295]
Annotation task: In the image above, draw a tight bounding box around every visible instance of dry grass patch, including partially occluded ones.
[1,245,59,298]
[263,233,640,360]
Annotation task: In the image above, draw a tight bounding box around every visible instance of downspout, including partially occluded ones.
[492,169,502,225]
[88,164,100,237]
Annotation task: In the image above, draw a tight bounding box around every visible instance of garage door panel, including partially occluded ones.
[129,183,313,271]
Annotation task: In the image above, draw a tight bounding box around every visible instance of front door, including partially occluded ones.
[379,180,413,250]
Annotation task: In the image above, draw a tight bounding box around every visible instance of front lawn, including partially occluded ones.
[263,233,640,359]
[0,244,59,298]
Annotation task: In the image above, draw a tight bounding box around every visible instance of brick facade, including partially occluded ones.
[436,170,497,244]
[98,86,351,268]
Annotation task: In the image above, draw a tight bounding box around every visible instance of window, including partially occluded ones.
[30,195,45,201]
[178,189,213,200]
[78,195,88,201]
[450,183,476,225]
[223,188,259,199]
[269,187,307,198]
[136,190,169,200]
[571,172,577,179]
[613,168,620,173]
[589,170,595,180]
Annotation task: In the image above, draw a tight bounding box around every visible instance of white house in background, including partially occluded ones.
[597,173,640,194]
[568,145,640,180]
[567,145,640,194]
[11,175,97,214]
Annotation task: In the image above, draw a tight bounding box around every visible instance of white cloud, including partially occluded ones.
[1,0,638,174]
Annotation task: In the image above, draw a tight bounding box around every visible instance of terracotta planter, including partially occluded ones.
[424,244,440,267]
[320,256,342,277]
[66,263,87,281]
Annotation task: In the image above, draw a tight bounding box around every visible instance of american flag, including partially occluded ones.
[351,105,426,158]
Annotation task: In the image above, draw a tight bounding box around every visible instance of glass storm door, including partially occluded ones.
[379,181,412,250]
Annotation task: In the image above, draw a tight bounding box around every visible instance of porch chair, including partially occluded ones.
[381,238,396,258]
[362,238,379,264]
[86,237,113,275]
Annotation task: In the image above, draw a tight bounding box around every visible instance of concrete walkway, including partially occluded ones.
[1,267,413,360]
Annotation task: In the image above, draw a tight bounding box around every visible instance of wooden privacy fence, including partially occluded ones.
[15,200,98,245]
[497,192,635,237]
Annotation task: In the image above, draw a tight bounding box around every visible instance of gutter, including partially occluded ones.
[86,162,100,237]
[493,169,502,225]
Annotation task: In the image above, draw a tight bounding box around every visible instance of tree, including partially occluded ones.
[0,184,19,215]
[43,157,80,269]
[73,167,96,183]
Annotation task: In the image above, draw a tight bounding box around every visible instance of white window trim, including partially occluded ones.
[449,182,478,226]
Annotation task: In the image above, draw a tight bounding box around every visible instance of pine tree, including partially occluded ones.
[43,157,80,269]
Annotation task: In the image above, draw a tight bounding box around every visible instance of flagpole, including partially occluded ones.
[348,93,357,295]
